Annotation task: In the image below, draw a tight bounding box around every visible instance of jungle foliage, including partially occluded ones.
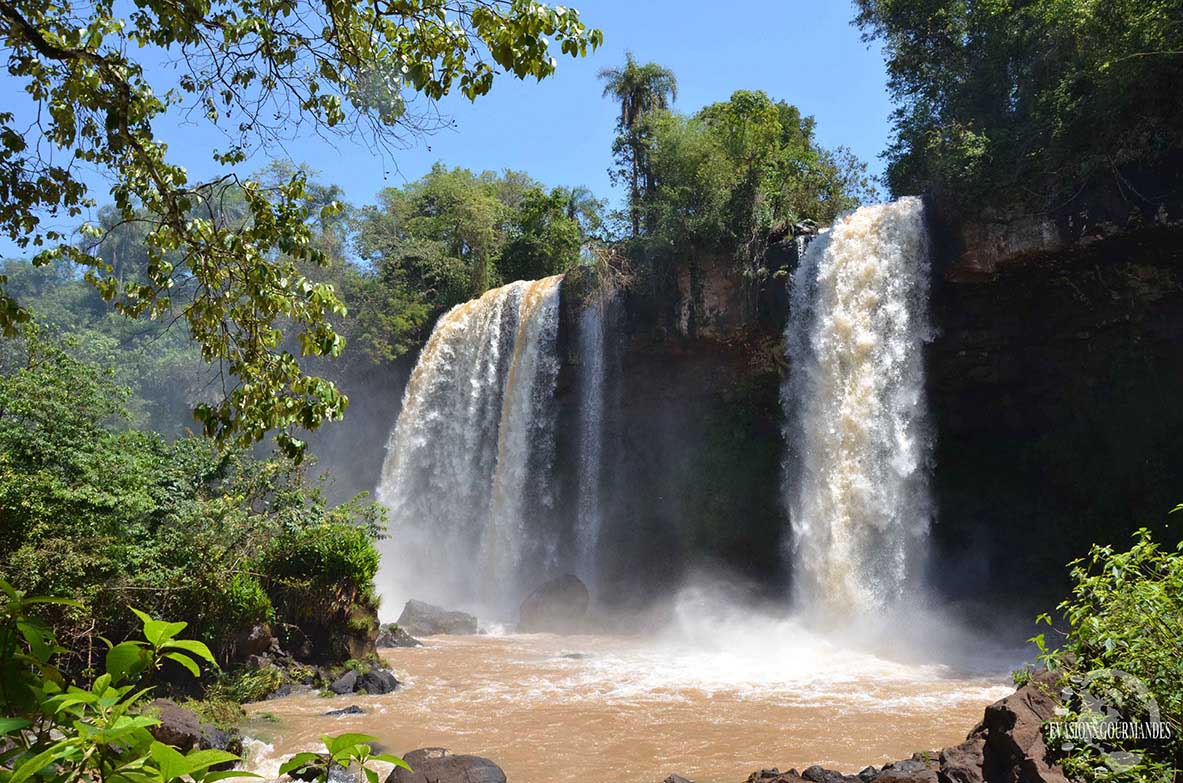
[597,55,876,284]
[0,586,407,783]
[0,328,383,669]
[855,0,1183,214]
[1032,523,1183,782]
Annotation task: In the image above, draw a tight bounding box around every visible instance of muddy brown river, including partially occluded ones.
[241,628,1016,783]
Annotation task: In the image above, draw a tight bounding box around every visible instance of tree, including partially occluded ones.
[498,186,584,282]
[598,53,678,236]
[643,90,874,263]
[853,0,1183,213]
[0,0,602,457]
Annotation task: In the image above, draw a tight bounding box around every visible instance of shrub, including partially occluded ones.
[1032,522,1183,782]
[0,579,410,783]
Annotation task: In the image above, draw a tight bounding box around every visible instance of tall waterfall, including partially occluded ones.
[376,275,564,617]
[782,197,934,618]
[574,303,606,589]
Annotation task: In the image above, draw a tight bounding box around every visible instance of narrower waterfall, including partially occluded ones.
[376,275,564,617]
[574,303,606,589]
[782,197,934,618]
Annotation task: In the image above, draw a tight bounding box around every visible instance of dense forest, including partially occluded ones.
[1,1,1182,782]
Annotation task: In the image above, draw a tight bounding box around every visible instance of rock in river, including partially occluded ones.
[396,600,478,636]
[387,748,506,783]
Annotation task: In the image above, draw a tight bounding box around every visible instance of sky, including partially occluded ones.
[0,0,894,259]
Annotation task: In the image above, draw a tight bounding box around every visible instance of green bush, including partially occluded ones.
[1032,521,1183,781]
[0,579,409,783]
[0,330,384,673]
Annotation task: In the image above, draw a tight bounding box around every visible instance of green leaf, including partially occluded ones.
[106,640,150,682]
[161,639,216,665]
[370,754,413,772]
[183,749,241,771]
[0,718,30,734]
[323,733,378,756]
[9,742,73,783]
[151,740,189,781]
[278,752,323,777]
[142,618,188,647]
[163,651,201,677]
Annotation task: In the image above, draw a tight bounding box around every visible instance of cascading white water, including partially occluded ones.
[573,303,606,589]
[783,197,934,618]
[376,275,564,618]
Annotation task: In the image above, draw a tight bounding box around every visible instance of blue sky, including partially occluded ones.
[1,0,893,259]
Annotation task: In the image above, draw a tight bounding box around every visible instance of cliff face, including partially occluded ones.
[570,214,1183,609]
[927,223,1183,605]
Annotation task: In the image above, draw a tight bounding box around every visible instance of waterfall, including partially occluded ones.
[574,303,606,589]
[782,197,934,618]
[376,275,564,618]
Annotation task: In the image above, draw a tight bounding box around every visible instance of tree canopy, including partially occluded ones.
[855,0,1183,213]
[0,0,601,457]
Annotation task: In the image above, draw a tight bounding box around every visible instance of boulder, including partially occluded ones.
[358,668,399,694]
[376,624,422,648]
[965,669,1070,783]
[746,770,805,783]
[146,699,236,755]
[387,748,506,783]
[663,776,695,783]
[396,600,478,636]
[872,753,939,783]
[803,766,862,783]
[938,736,986,783]
[329,670,358,695]
[231,624,276,662]
[517,574,590,633]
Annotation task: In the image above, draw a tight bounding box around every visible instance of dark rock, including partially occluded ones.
[147,699,204,752]
[146,699,237,755]
[358,668,399,694]
[937,736,985,783]
[973,669,1069,783]
[517,574,590,633]
[803,765,861,783]
[663,775,695,783]
[745,770,805,783]
[858,768,879,783]
[324,705,364,716]
[376,624,422,648]
[329,670,358,695]
[387,748,505,783]
[872,753,939,783]
[396,600,478,636]
[235,624,276,660]
[560,652,587,660]
[266,682,294,700]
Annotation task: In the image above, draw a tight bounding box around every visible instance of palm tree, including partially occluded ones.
[598,53,677,235]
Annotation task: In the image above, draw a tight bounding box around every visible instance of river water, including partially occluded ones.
[242,628,1015,783]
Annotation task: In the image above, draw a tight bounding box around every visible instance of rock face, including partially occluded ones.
[387,748,506,783]
[517,574,590,633]
[376,623,422,648]
[927,225,1183,607]
[396,600,478,636]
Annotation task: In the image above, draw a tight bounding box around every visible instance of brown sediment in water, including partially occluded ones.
[242,634,1012,783]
